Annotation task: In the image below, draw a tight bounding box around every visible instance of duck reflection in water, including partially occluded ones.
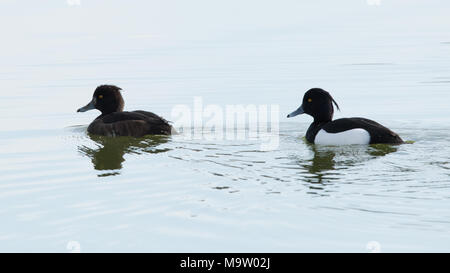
[78,134,170,177]
[299,143,399,192]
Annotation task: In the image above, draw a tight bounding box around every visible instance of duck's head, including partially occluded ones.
[77,85,125,115]
[287,88,340,122]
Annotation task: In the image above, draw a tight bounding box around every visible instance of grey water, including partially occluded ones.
[1,0,450,252]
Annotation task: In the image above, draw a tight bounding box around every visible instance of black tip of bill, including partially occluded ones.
[287,105,304,118]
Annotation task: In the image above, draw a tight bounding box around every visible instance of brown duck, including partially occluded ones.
[77,85,175,137]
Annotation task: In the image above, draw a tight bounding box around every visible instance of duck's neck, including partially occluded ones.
[312,103,334,122]
[97,109,123,119]
[314,117,332,123]
[99,100,124,118]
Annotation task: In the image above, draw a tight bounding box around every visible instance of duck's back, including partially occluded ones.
[88,111,173,137]
[318,117,403,144]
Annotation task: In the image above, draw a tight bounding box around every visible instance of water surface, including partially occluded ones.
[1,1,450,252]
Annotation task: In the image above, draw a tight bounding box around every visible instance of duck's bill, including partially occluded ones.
[77,99,95,113]
[287,105,304,118]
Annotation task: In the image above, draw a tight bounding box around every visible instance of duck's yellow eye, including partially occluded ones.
[98,95,103,99]
[308,98,312,103]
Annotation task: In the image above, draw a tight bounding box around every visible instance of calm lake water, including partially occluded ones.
[1,1,450,252]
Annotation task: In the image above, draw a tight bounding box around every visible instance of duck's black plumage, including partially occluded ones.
[287,88,403,145]
[77,85,174,137]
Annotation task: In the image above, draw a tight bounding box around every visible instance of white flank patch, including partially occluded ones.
[314,128,370,145]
